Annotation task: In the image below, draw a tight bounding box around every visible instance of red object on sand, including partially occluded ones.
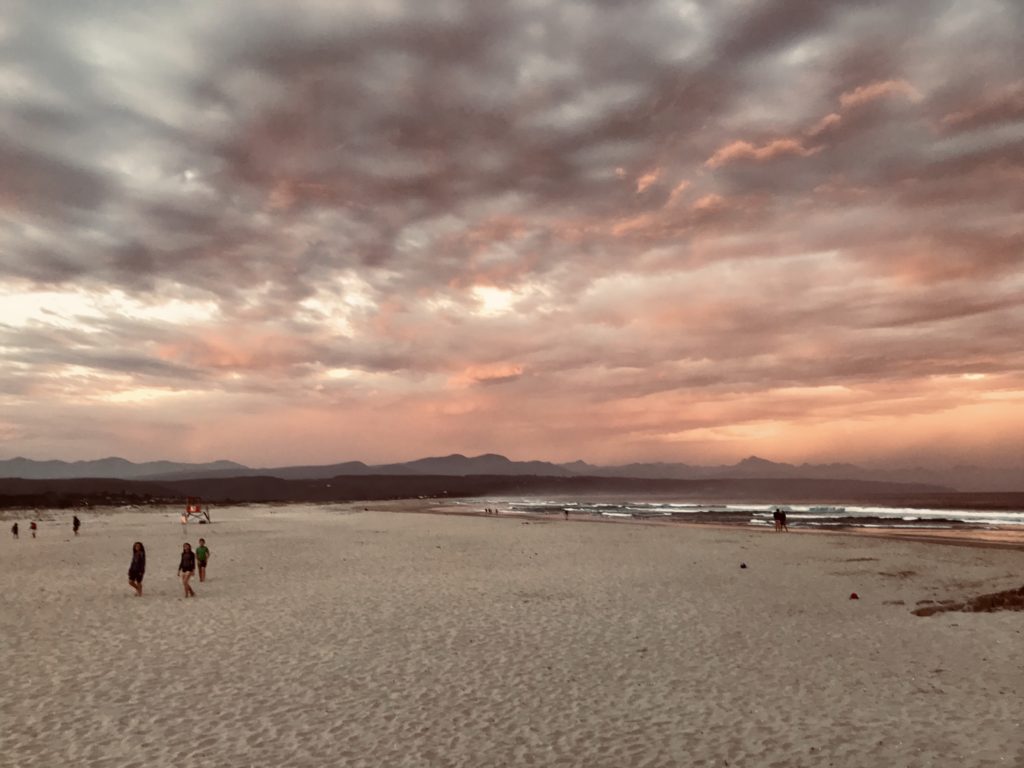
[849,592,860,600]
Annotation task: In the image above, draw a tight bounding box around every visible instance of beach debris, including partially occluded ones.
[740,562,747,569]
[912,585,1024,616]
[849,592,860,600]
[879,570,917,579]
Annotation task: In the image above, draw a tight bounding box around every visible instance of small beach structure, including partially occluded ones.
[183,496,211,524]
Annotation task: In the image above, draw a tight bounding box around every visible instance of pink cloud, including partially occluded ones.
[806,112,842,137]
[839,79,922,110]
[691,193,726,212]
[449,362,524,388]
[799,80,925,142]
[157,329,314,371]
[636,168,661,193]
[940,81,1024,130]
[705,138,818,168]
[669,179,691,199]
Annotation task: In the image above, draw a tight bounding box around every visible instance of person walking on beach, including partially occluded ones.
[772,508,782,532]
[11,522,18,539]
[72,515,81,536]
[128,542,146,596]
[178,542,197,598]
[30,521,37,538]
[195,538,210,583]
[779,509,789,532]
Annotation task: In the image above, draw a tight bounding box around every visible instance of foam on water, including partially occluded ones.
[476,497,1024,529]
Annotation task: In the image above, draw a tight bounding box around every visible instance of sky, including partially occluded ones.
[1,0,1023,469]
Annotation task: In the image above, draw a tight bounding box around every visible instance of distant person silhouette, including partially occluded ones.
[11,522,18,539]
[128,542,146,596]
[30,521,37,538]
[72,515,81,536]
[779,509,789,532]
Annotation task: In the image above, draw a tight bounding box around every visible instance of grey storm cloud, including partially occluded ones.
[3,1,1018,293]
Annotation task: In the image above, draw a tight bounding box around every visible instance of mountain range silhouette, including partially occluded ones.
[1,453,1020,492]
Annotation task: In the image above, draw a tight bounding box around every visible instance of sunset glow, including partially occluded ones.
[1,1,1021,471]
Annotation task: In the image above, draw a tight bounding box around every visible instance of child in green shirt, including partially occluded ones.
[196,538,211,582]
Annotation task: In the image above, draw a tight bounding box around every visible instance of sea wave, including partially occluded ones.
[463,498,1024,529]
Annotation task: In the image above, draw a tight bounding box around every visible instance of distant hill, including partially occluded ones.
[0,453,1020,491]
[558,455,1022,492]
[0,456,247,480]
[144,461,375,481]
[379,453,573,477]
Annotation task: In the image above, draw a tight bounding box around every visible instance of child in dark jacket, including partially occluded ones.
[128,542,146,596]
[178,543,197,598]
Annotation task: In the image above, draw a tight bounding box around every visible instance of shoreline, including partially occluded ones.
[6,496,1024,550]
[386,499,1024,551]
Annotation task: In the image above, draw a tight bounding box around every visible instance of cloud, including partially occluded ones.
[838,78,922,109]
[1,0,1022,467]
[940,80,1024,131]
[450,362,525,388]
[705,138,819,168]
[635,168,661,193]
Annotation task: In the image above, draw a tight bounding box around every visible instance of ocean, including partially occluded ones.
[467,499,1024,529]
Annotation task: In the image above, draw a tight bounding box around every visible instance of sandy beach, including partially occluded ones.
[1,502,1021,767]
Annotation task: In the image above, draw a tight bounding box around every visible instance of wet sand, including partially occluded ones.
[423,498,1024,550]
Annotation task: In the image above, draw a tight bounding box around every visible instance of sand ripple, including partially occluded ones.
[1,506,1022,766]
